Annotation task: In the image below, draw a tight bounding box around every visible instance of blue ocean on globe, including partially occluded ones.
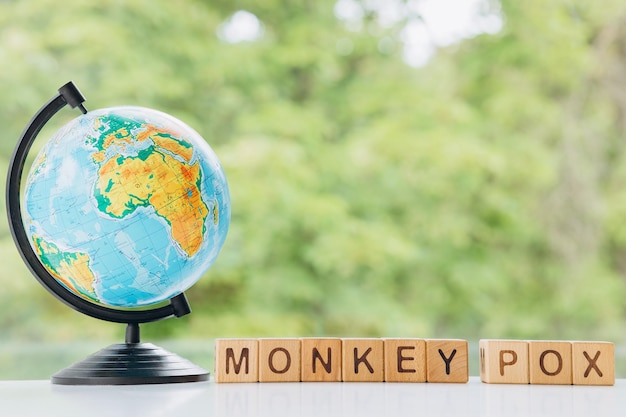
[23,106,230,307]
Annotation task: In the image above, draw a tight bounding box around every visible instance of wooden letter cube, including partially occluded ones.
[214,339,259,383]
[342,338,384,382]
[479,339,529,384]
[572,341,615,386]
[259,338,301,382]
[529,341,572,385]
[383,338,426,382]
[301,338,342,382]
[426,339,468,383]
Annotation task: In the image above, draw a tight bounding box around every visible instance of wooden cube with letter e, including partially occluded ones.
[383,338,426,382]
[214,339,259,383]
[479,339,529,384]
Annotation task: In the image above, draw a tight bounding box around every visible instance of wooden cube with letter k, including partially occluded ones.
[342,339,384,382]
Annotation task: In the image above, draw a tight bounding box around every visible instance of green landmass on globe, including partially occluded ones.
[91,116,211,257]
[24,107,230,308]
[31,235,98,301]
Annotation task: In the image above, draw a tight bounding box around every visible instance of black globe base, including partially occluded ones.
[51,342,209,385]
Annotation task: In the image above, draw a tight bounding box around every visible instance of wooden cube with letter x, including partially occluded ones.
[572,341,614,386]
[214,339,259,383]
[479,340,529,384]
[426,339,468,383]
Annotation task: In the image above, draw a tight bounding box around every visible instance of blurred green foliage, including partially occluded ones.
[1,0,626,353]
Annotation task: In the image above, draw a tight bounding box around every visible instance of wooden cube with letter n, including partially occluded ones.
[426,339,468,383]
[383,338,426,382]
[572,341,614,386]
[342,338,384,382]
[301,338,342,382]
[214,339,259,383]
[259,338,301,382]
[479,339,529,384]
[529,341,572,385]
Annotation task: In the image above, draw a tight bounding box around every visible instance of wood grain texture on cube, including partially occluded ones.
[426,339,468,383]
[342,339,384,382]
[572,341,614,386]
[214,339,259,383]
[301,338,342,382]
[528,341,572,385]
[258,338,301,382]
[479,339,529,384]
[383,339,426,382]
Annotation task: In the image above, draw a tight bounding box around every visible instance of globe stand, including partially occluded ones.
[6,82,211,385]
[51,323,209,385]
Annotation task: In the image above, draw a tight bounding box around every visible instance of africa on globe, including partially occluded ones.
[23,106,230,308]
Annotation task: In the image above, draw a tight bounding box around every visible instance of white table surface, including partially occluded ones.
[1,377,624,417]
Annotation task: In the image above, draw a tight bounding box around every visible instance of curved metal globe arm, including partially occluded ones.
[6,81,190,324]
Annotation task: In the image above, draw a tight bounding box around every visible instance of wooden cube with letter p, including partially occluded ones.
[572,341,614,386]
[479,339,529,384]
[214,339,259,383]
[426,339,468,383]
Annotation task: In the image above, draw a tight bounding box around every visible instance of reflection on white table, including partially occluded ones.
[1,377,624,417]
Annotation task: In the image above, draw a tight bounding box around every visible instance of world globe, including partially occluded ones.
[22,106,230,308]
[6,82,228,384]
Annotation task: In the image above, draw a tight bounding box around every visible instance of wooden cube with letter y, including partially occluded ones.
[214,339,259,383]
[479,339,529,384]
[426,339,468,383]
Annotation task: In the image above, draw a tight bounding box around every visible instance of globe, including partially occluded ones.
[22,106,230,308]
[6,82,229,384]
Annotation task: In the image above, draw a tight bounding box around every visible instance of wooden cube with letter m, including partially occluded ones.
[215,339,259,383]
